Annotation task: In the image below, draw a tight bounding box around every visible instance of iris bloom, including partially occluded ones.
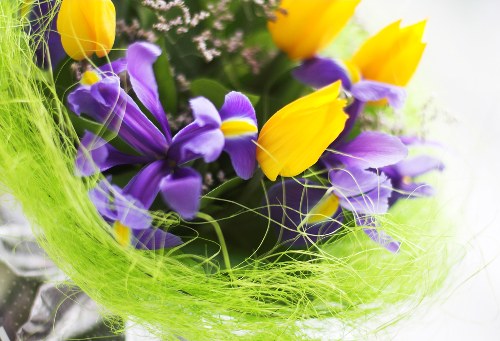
[382,137,444,206]
[90,179,182,249]
[268,0,360,60]
[256,81,348,181]
[26,0,66,68]
[267,131,407,251]
[57,0,116,60]
[268,168,399,252]
[69,42,258,219]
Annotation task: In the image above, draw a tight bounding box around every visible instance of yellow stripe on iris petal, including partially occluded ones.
[268,0,361,60]
[220,119,258,138]
[113,221,131,247]
[306,193,340,224]
[257,81,348,181]
[80,70,101,86]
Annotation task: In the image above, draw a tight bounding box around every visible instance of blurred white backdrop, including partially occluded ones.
[356,0,500,340]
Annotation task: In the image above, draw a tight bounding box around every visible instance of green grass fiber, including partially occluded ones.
[0,2,455,340]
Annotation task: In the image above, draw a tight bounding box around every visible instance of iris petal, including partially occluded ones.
[160,167,202,220]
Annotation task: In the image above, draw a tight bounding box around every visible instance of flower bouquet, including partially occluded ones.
[0,0,453,339]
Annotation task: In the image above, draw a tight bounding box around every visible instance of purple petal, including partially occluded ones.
[363,227,401,253]
[89,179,116,221]
[333,100,365,147]
[132,228,182,250]
[123,160,170,209]
[329,167,386,197]
[339,177,393,215]
[189,97,222,127]
[351,81,407,109]
[267,179,341,247]
[393,155,445,178]
[160,167,202,220]
[223,137,256,180]
[169,123,224,164]
[76,131,150,176]
[293,57,352,89]
[29,0,65,69]
[332,131,408,169]
[219,92,257,124]
[126,42,171,139]
[113,189,152,231]
[99,57,128,75]
[399,181,435,199]
[68,77,169,158]
[329,168,393,215]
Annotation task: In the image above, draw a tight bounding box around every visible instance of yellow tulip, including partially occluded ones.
[351,20,427,86]
[57,0,116,61]
[268,0,361,60]
[257,81,348,181]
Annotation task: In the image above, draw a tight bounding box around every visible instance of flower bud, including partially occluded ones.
[57,0,116,61]
[351,20,427,86]
[257,81,348,180]
[268,0,360,60]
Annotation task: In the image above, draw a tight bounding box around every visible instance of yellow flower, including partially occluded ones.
[57,0,116,61]
[257,81,348,181]
[350,20,427,86]
[268,0,361,61]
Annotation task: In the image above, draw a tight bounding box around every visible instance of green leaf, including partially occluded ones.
[154,38,178,114]
[191,78,260,108]
[190,78,229,108]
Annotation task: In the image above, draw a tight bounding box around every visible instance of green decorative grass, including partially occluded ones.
[0,2,456,340]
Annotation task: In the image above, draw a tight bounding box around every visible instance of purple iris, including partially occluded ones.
[382,151,444,207]
[90,179,182,250]
[69,42,258,220]
[267,131,408,252]
[293,57,407,141]
[27,0,65,69]
[268,167,399,252]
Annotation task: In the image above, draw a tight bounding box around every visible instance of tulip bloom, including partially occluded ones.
[57,0,116,60]
[351,20,427,86]
[256,81,348,181]
[268,0,360,60]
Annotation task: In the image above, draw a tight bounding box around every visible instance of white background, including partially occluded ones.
[357,0,500,340]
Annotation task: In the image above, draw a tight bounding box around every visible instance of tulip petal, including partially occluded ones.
[160,167,202,220]
[86,0,116,58]
[351,20,426,86]
[269,0,360,60]
[257,81,348,180]
[57,0,115,60]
